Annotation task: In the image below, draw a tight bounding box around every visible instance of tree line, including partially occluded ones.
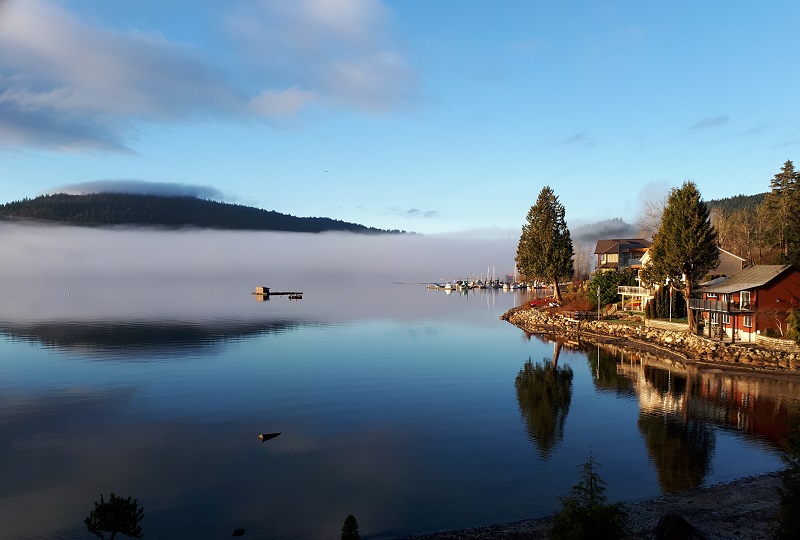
[711,160,800,266]
[0,193,407,234]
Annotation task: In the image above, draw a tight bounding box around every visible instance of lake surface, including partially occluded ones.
[1,227,797,539]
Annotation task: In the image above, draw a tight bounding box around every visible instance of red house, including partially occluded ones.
[689,265,800,342]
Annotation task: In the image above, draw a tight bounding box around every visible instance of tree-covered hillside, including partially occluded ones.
[0,193,406,234]
[706,193,766,214]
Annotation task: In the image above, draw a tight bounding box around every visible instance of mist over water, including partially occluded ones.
[1,224,518,322]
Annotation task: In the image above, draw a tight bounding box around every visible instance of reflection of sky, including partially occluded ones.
[0,227,794,539]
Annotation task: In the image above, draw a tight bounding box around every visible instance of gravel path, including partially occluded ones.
[400,472,783,540]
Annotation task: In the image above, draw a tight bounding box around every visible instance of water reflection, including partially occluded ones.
[588,342,798,492]
[638,413,714,492]
[0,318,312,358]
[515,341,574,458]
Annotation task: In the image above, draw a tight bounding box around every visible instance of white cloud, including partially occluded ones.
[690,115,730,131]
[0,0,416,152]
[229,0,416,112]
[250,86,318,116]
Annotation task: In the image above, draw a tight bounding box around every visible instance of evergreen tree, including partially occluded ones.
[640,182,719,332]
[549,450,628,540]
[763,160,800,265]
[516,186,574,303]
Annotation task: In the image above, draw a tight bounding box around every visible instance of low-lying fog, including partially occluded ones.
[1,224,520,321]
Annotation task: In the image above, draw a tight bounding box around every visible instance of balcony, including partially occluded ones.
[618,286,651,295]
[621,257,644,268]
[689,299,753,313]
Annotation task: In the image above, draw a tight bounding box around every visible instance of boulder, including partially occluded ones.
[654,513,707,540]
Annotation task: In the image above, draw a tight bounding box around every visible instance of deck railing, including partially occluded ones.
[618,286,651,295]
[689,298,753,313]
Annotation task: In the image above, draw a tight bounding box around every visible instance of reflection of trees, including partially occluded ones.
[515,342,574,457]
[585,343,716,493]
[638,415,714,493]
[585,346,635,397]
[0,319,306,358]
[637,364,714,493]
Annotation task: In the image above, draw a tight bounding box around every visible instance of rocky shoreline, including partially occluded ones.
[401,472,783,540]
[500,305,800,377]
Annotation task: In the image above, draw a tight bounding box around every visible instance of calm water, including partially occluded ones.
[1,228,797,539]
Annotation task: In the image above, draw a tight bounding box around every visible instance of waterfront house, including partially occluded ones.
[689,264,800,342]
[594,239,651,273]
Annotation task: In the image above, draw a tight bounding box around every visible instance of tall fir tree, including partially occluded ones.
[516,186,574,303]
[640,182,719,332]
[763,160,800,265]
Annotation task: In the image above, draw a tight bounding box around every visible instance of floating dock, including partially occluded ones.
[253,286,303,300]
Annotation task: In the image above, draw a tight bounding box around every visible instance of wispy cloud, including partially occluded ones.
[690,115,729,130]
[228,0,416,113]
[0,0,416,152]
[393,207,439,219]
[47,180,225,200]
[554,131,595,148]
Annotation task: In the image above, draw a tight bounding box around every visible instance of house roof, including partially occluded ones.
[719,248,746,262]
[699,265,794,294]
[594,239,651,255]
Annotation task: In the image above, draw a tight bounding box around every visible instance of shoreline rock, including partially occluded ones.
[500,306,800,378]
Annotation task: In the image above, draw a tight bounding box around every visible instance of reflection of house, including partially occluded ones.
[594,239,651,273]
[689,264,800,342]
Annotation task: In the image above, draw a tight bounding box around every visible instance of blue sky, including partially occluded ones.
[1,0,798,235]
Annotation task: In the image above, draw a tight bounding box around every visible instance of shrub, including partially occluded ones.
[788,309,800,345]
[764,327,780,338]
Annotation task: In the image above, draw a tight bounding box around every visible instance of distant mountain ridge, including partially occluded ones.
[0,193,406,234]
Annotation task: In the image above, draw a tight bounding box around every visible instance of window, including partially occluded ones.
[707,293,718,298]
[740,291,751,310]
[710,312,718,324]
[744,315,753,328]
[723,313,730,324]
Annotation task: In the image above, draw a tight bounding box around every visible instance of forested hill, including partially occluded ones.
[0,193,405,234]
[706,193,766,214]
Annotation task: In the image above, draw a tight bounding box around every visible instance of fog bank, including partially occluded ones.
[1,224,519,321]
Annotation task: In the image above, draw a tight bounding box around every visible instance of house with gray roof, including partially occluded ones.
[594,239,651,273]
[690,265,800,342]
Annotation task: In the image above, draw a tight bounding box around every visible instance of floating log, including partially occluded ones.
[258,432,281,442]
